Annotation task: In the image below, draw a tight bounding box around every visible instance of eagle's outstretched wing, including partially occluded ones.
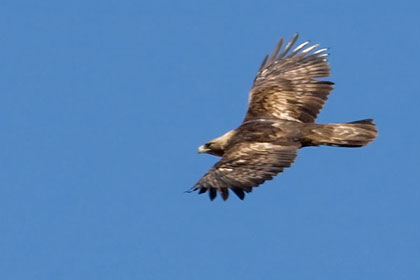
[191,142,299,200]
[244,34,334,123]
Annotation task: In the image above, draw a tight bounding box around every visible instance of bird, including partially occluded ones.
[189,34,377,201]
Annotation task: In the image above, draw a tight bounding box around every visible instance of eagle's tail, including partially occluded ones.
[304,119,377,147]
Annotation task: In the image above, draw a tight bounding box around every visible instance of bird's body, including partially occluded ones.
[191,34,377,201]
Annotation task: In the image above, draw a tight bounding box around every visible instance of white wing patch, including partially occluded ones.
[250,143,273,151]
[218,167,233,172]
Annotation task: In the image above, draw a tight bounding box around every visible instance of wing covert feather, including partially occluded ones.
[245,34,334,123]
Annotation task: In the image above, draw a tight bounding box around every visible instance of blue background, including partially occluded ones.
[1,0,419,279]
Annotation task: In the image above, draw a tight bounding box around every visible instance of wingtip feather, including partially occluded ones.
[209,188,217,201]
[231,188,245,200]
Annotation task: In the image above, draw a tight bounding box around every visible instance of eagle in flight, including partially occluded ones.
[190,34,377,201]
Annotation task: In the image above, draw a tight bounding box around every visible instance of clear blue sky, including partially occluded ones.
[1,0,419,279]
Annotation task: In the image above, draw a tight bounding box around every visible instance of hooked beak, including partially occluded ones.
[198,145,209,154]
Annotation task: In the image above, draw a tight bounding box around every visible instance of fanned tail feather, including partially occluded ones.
[305,119,378,147]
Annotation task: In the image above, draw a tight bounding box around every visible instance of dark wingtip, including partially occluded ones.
[348,119,374,124]
[231,188,245,200]
[189,185,249,201]
[209,188,217,201]
[184,186,195,193]
[198,187,207,194]
[220,188,229,201]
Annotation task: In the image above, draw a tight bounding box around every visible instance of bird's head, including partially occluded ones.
[198,141,223,156]
[197,130,236,157]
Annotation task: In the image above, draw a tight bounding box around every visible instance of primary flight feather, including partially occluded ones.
[190,34,377,201]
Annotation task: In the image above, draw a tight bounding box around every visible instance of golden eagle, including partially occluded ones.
[190,34,377,201]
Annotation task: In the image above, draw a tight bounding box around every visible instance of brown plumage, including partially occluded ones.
[190,34,378,201]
